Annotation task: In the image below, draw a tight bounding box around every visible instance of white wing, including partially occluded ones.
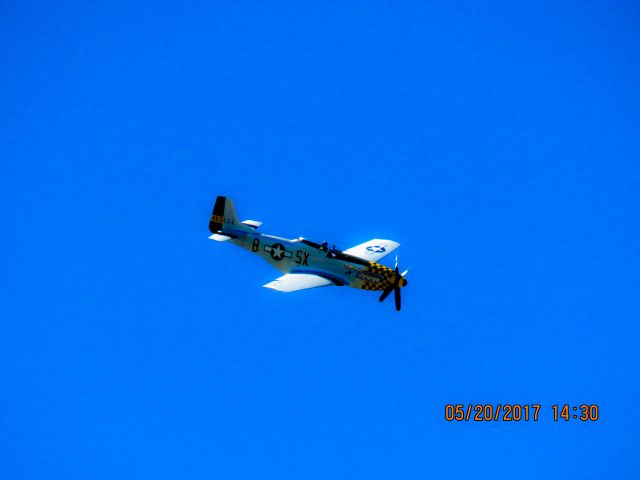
[263,273,334,292]
[342,239,400,262]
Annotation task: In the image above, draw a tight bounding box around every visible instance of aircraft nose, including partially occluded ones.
[402,278,408,287]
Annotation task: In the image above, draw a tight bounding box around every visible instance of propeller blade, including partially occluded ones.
[379,286,394,303]
[378,259,408,311]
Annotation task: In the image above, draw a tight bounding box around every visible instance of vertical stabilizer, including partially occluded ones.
[209,196,250,234]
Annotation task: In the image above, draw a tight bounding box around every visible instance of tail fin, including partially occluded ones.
[208,196,252,235]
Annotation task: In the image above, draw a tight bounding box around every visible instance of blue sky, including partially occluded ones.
[2,1,639,478]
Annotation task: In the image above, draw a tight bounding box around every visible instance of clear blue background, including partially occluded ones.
[2,1,639,478]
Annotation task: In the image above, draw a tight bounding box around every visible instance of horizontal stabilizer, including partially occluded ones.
[242,220,262,229]
[209,233,234,242]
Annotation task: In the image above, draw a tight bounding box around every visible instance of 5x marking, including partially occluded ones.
[296,251,309,266]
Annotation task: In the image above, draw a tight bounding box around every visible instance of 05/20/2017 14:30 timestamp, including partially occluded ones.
[444,404,600,422]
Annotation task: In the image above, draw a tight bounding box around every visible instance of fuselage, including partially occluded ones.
[229,232,397,291]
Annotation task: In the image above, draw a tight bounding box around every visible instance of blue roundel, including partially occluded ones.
[269,243,286,260]
[366,245,386,253]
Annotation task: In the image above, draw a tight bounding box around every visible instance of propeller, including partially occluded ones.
[378,255,408,311]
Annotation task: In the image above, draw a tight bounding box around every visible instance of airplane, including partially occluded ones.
[208,196,408,311]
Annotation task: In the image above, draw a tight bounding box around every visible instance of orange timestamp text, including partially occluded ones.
[444,404,600,422]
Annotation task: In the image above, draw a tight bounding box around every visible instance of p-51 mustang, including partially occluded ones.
[208,196,408,311]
